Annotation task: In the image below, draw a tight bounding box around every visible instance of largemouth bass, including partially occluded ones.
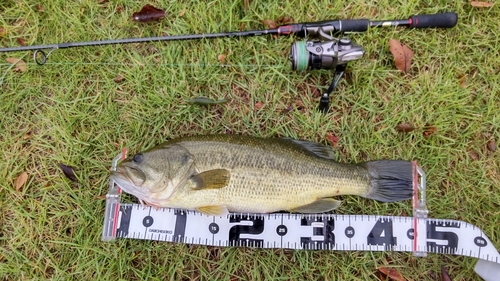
[111,135,414,215]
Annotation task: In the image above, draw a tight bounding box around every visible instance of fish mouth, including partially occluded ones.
[111,168,148,198]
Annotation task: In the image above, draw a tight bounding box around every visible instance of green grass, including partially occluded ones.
[1,0,499,280]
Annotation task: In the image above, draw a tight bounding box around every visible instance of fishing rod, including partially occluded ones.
[0,12,458,112]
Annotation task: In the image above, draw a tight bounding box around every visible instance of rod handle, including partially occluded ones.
[409,12,458,28]
[339,19,370,32]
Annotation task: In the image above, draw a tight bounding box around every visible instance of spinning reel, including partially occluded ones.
[290,36,364,112]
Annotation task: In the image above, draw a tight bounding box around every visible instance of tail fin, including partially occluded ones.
[361,160,413,202]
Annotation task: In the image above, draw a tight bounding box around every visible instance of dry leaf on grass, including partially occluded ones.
[470,1,493,7]
[261,19,277,28]
[58,163,78,182]
[132,4,166,22]
[254,102,264,109]
[178,9,186,17]
[282,104,294,113]
[395,122,415,133]
[487,140,496,152]
[378,267,406,281]
[458,73,468,88]
[423,124,437,138]
[0,27,6,37]
[276,16,294,25]
[325,132,339,147]
[17,38,26,46]
[15,171,28,192]
[389,39,414,73]
[217,54,227,63]
[114,75,125,83]
[6,57,27,72]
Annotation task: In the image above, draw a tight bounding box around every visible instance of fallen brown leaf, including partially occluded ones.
[487,139,496,152]
[58,163,78,182]
[254,102,264,109]
[325,132,339,147]
[217,54,227,63]
[423,124,437,138]
[114,75,125,83]
[282,104,294,113]
[6,57,27,72]
[261,19,277,28]
[378,267,406,281]
[132,4,166,22]
[469,150,481,160]
[458,74,468,88]
[294,100,305,110]
[395,122,415,133]
[441,266,453,281]
[0,27,7,37]
[470,1,493,7]
[23,132,32,139]
[17,38,26,46]
[36,5,45,11]
[178,9,186,17]
[276,16,294,25]
[15,171,28,192]
[389,39,414,73]
[312,87,321,98]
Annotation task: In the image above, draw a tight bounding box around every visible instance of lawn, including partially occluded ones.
[1,0,499,280]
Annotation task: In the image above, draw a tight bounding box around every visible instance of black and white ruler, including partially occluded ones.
[102,151,500,281]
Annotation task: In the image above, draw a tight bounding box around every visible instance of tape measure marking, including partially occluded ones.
[110,203,500,265]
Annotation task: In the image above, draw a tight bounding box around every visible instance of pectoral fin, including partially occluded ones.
[290,198,342,213]
[190,169,230,189]
[197,205,229,216]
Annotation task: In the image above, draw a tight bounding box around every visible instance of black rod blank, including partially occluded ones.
[0,12,457,54]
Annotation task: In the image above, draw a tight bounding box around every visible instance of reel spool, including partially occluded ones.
[289,38,364,71]
[288,38,365,112]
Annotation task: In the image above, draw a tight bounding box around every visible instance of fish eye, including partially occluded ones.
[132,153,143,163]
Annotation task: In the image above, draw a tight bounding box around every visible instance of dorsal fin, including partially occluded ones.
[280,138,336,160]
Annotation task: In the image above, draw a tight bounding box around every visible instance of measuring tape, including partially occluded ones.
[102,151,500,281]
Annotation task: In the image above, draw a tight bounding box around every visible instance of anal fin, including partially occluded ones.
[290,198,342,213]
[197,205,229,216]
